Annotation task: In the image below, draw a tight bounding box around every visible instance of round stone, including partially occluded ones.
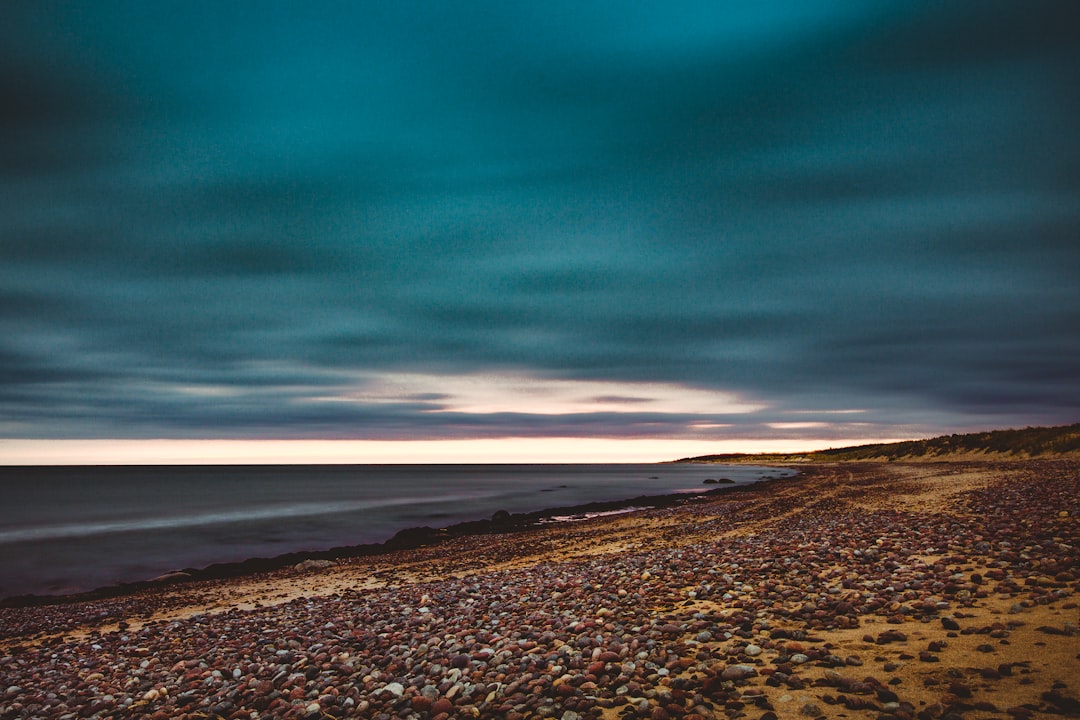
[721,664,757,680]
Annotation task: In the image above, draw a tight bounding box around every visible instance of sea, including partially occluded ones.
[0,463,793,599]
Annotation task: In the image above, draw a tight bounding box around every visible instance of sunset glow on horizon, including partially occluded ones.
[0,436,908,466]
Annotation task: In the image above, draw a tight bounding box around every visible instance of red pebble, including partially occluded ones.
[430,699,454,714]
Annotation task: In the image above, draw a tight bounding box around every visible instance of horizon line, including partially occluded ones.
[0,436,910,466]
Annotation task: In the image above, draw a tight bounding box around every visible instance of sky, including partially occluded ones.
[1,1,1078,464]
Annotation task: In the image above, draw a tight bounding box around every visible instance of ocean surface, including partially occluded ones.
[0,463,793,599]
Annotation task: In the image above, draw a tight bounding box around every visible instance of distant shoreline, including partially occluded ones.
[0,471,787,608]
[673,421,1080,464]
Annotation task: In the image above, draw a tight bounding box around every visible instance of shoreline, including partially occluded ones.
[0,477,773,609]
[1,460,1076,720]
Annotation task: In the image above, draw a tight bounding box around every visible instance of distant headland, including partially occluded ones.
[674,422,1080,464]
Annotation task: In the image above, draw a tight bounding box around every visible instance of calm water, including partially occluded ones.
[0,463,792,598]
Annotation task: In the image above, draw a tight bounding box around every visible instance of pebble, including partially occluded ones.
[721,664,758,680]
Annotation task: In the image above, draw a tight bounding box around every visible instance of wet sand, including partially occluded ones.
[1,460,1077,719]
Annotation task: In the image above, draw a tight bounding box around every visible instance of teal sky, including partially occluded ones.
[1,1,1078,455]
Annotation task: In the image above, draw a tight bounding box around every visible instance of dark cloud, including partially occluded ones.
[1,1,1078,448]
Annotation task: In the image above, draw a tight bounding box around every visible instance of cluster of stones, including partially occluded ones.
[0,460,1076,719]
[0,591,209,643]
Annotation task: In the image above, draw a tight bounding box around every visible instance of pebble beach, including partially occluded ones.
[1,460,1077,720]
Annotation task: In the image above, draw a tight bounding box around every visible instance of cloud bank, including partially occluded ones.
[1,1,1077,454]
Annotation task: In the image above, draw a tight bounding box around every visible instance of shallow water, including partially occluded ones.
[0,463,792,598]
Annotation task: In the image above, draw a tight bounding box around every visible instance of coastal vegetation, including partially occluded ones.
[676,422,1080,463]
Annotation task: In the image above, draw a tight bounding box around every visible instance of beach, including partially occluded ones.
[1,460,1077,719]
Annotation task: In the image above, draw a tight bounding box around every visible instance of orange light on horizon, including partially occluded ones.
[0,436,909,465]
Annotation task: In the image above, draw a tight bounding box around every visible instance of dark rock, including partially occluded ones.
[876,689,899,703]
[876,630,907,644]
[1041,691,1080,714]
[387,525,444,549]
[948,682,972,698]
